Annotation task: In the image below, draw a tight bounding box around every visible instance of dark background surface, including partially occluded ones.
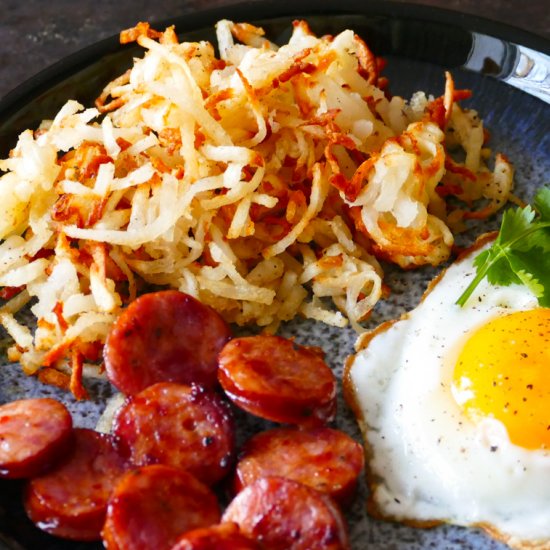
[0,0,549,101]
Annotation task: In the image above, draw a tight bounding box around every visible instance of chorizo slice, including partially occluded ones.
[222,476,350,550]
[170,522,259,550]
[113,382,235,485]
[104,290,232,394]
[218,336,337,426]
[0,398,73,479]
[24,428,127,541]
[102,464,220,550]
[233,426,364,505]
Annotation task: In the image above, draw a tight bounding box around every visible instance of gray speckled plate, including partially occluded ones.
[0,2,549,549]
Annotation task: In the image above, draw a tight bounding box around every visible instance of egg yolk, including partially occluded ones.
[452,308,550,450]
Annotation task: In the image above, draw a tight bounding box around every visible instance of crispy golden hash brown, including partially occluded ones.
[0,20,513,396]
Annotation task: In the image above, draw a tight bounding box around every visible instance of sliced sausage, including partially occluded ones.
[233,426,364,505]
[222,476,350,550]
[102,464,220,550]
[218,336,337,426]
[113,382,235,485]
[170,522,259,550]
[104,290,232,394]
[24,428,127,541]
[0,398,73,479]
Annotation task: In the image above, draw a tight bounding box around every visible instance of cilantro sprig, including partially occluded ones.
[456,187,550,307]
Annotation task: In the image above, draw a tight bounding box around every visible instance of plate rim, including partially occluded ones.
[0,0,549,124]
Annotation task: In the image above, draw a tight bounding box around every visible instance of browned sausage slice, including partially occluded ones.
[233,426,364,505]
[113,382,235,485]
[218,336,336,426]
[24,428,127,540]
[0,398,73,479]
[222,477,350,550]
[102,465,220,550]
[170,522,259,550]
[104,290,232,394]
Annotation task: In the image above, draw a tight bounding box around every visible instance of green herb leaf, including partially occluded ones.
[507,249,550,306]
[456,187,550,307]
[534,187,550,221]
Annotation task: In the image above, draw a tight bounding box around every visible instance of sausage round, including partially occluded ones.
[218,336,337,426]
[113,382,235,485]
[104,290,232,394]
[0,398,73,479]
[233,426,364,505]
[222,476,350,550]
[24,428,127,540]
[102,464,220,550]
[170,522,259,550]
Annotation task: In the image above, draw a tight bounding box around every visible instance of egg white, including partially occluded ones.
[346,239,550,547]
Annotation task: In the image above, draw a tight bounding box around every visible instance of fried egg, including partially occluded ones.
[344,235,550,549]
